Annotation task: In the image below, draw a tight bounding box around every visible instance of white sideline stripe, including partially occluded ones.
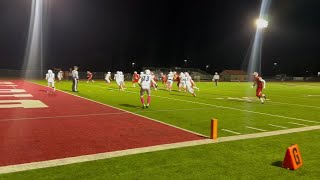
[288,122,308,127]
[221,129,241,135]
[246,126,267,132]
[96,86,320,124]
[268,124,287,129]
[0,107,217,122]
[1,125,319,174]
[27,81,207,138]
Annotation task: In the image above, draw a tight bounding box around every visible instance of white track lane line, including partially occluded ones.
[246,126,267,132]
[221,129,241,135]
[268,124,287,129]
[288,122,308,127]
[1,125,319,174]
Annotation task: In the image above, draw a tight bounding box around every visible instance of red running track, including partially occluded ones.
[0,80,204,166]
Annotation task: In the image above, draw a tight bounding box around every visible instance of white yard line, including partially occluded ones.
[1,125,319,174]
[246,126,267,132]
[288,122,308,127]
[268,124,287,129]
[27,81,208,138]
[221,129,241,135]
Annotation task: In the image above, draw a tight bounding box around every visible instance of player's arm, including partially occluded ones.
[138,78,142,87]
[151,79,158,87]
[252,81,256,88]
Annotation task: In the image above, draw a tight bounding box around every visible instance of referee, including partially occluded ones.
[72,66,79,92]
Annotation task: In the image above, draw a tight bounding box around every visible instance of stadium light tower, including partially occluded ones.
[247,0,271,77]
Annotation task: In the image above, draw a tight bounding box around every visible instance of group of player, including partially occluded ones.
[45,67,267,108]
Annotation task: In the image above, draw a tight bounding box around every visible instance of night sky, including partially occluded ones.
[0,0,319,75]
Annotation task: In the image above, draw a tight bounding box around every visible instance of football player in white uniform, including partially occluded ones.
[45,69,55,91]
[166,71,174,91]
[114,71,124,91]
[138,69,158,108]
[184,72,196,97]
[105,72,111,84]
[57,71,63,82]
[178,72,186,92]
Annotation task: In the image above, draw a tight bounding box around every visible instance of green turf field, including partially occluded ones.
[1,80,319,179]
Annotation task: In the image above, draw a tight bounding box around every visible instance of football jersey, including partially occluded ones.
[167,73,174,81]
[46,73,55,82]
[255,77,263,88]
[141,74,152,89]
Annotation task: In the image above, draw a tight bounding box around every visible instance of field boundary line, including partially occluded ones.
[27,81,208,138]
[1,125,319,174]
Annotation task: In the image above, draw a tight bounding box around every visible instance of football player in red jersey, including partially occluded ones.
[252,72,267,104]
[132,71,140,87]
[86,71,94,83]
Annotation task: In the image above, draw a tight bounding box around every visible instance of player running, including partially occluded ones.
[184,72,196,97]
[173,71,180,89]
[252,72,267,104]
[160,72,167,88]
[86,71,94,83]
[132,71,140,87]
[114,71,125,91]
[138,69,158,108]
[178,72,186,92]
[57,70,63,82]
[189,75,200,92]
[105,72,112,84]
[45,69,55,91]
[167,71,174,91]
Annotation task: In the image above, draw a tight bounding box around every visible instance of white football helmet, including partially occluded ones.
[145,69,151,75]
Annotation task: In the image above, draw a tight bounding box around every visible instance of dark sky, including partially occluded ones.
[0,0,319,75]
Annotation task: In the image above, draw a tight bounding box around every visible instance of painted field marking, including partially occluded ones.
[0,85,18,87]
[0,94,33,98]
[307,95,320,97]
[1,125,319,174]
[82,83,320,124]
[288,122,308,127]
[0,82,14,85]
[27,81,208,138]
[221,129,241,135]
[246,126,267,132]
[268,124,287,129]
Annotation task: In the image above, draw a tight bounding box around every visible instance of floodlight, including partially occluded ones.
[256,18,268,29]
